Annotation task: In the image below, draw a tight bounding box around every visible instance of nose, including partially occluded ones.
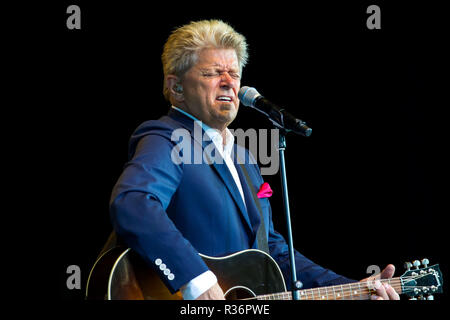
[219,72,236,90]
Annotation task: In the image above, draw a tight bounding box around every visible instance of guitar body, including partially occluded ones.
[86,247,287,300]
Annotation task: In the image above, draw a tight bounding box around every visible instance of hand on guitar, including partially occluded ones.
[196,283,226,300]
[362,264,400,300]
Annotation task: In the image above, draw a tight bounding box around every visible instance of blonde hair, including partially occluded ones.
[161,19,248,101]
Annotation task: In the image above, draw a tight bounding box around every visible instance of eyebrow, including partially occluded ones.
[200,64,239,72]
[216,63,239,69]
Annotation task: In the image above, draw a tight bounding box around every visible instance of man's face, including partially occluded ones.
[180,48,241,130]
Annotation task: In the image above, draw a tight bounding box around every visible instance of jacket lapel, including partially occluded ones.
[209,160,254,234]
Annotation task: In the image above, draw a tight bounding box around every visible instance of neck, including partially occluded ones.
[252,278,403,300]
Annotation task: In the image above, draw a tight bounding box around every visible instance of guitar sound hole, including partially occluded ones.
[224,286,256,300]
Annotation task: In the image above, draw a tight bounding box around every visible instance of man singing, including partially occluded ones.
[106,19,399,300]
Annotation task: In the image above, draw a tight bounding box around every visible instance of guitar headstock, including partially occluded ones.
[401,258,443,300]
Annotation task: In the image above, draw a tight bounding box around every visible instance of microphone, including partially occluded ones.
[238,86,312,137]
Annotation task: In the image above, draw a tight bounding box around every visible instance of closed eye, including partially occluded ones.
[203,72,219,77]
[229,72,240,79]
[201,69,240,79]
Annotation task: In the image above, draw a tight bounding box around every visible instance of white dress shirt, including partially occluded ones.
[172,106,247,299]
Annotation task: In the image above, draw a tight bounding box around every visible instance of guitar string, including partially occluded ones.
[249,284,431,300]
[250,288,396,300]
[244,278,435,301]
[268,290,428,300]
[259,286,402,300]
[259,288,424,300]
[253,270,435,299]
[243,273,436,300]
[253,279,429,300]
[244,286,402,300]
[252,286,429,301]
[258,285,425,300]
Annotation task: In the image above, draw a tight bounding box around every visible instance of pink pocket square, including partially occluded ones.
[257,182,273,198]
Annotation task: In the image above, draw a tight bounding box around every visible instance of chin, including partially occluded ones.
[212,112,237,129]
[224,111,238,125]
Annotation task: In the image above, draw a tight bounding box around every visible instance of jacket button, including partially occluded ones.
[159,263,166,271]
[155,258,162,265]
[164,269,170,275]
[168,273,175,280]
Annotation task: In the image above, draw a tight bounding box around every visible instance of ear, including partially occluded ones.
[166,75,184,102]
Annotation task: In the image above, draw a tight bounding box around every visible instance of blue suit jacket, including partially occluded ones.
[109,108,354,294]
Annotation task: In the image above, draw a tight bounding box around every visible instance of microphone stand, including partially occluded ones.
[275,111,304,300]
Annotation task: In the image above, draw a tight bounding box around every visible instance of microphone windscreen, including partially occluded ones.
[238,86,261,107]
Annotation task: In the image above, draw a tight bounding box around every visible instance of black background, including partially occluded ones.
[11,0,447,312]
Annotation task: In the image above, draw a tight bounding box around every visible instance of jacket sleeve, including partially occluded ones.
[109,133,209,294]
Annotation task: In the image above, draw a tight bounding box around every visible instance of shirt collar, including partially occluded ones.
[171,106,234,157]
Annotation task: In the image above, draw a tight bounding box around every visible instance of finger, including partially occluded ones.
[384,283,400,300]
[374,280,389,300]
[380,264,396,279]
[370,294,383,300]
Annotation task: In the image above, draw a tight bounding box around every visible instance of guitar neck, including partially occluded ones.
[256,278,403,300]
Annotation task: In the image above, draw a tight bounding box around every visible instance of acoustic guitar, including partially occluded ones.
[86,247,443,300]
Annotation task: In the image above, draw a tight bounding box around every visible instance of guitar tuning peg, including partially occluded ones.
[409,297,417,300]
[413,260,421,269]
[404,262,412,271]
[427,295,434,300]
[421,258,429,268]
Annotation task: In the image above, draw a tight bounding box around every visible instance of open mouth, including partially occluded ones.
[216,96,233,102]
